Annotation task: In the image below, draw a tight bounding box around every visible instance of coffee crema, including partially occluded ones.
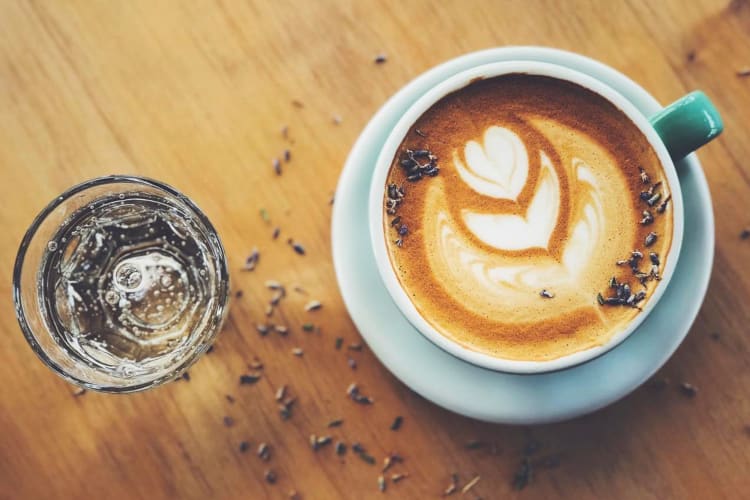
[383,74,674,362]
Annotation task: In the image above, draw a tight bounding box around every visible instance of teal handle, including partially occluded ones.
[649,91,723,162]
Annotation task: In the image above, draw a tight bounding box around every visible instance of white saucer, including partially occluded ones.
[331,47,715,424]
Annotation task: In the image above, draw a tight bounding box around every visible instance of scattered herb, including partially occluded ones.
[359,452,376,465]
[235,290,243,299]
[305,300,322,312]
[710,332,720,341]
[336,441,347,455]
[392,473,408,483]
[242,248,260,271]
[264,469,277,484]
[258,443,271,461]
[462,476,480,494]
[223,416,235,427]
[641,210,654,225]
[302,323,314,332]
[680,382,698,398]
[260,208,270,222]
[639,167,650,184]
[512,457,532,490]
[378,475,386,492]
[328,418,344,428]
[275,385,287,402]
[390,416,403,431]
[290,240,306,255]
[240,374,262,385]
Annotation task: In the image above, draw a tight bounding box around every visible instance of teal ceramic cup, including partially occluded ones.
[368,60,723,374]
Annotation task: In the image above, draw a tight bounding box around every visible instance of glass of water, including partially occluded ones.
[13,176,230,393]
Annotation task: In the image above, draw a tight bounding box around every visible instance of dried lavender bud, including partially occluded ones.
[240,374,261,385]
[639,167,650,184]
[650,252,660,265]
[641,210,654,225]
[390,416,403,431]
[645,232,657,247]
[398,224,409,236]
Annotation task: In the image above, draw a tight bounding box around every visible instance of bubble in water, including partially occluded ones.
[104,290,119,305]
[114,263,142,290]
[47,241,58,252]
[160,275,173,287]
[118,193,125,200]
[156,305,164,312]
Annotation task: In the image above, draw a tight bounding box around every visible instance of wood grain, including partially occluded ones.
[1,1,749,498]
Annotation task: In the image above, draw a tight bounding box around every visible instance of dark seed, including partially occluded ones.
[609,276,617,288]
[406,173,422,182]
[223,416,234,427]
[374,53,387,64]
[283,149,291,162]
[400,158,416,169]
[335,337,343,349]
[411,149,430,158]
[305,300,322,311]
[328,419,344,428]
[641,210,654,225]
[657,195,671,213]
[640,191,651,202]
[352,442,365,454]
[680,382,698,398]
[181,372,191,382]
[390,416,403,431]
[647,192,662,207]
[302,323,314,332]
[645,232,657,247]
[336,441,346,455]
[639,167,650,184]
[272,227,280,239]
[256,324,270,336]
[391,216,402,227]
[240,374,261,385]
[239,441,250,453]
[264,469,277,484]
[292,243,306,255]
[740,229,750,240]
[650,252,660,265]
[359,452,376,465]
[235,290,243,298]
[273,158,282,175]
[633,290,646,303]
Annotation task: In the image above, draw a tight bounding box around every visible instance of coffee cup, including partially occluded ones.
[368,60,722,374]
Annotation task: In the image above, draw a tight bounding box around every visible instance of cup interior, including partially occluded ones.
[368,60,684,374]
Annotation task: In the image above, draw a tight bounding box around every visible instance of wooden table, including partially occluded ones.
[1,1,748,498]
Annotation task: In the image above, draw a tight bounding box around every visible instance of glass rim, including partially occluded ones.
[13,175,230,393]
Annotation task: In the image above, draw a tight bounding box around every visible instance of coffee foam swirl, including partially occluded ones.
[384,75,673,361]
[426,118,630,323]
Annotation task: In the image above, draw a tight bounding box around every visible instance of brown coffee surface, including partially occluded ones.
[383,74,674,362]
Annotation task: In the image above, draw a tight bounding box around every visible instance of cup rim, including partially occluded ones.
[13,174,231,393]
[368,60,685,374]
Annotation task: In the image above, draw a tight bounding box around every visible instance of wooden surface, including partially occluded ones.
[1,1,749,498]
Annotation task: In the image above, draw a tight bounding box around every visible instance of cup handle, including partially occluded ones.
[648,91,723,162]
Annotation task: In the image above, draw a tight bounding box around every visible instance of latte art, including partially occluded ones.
[383,75,674,361]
